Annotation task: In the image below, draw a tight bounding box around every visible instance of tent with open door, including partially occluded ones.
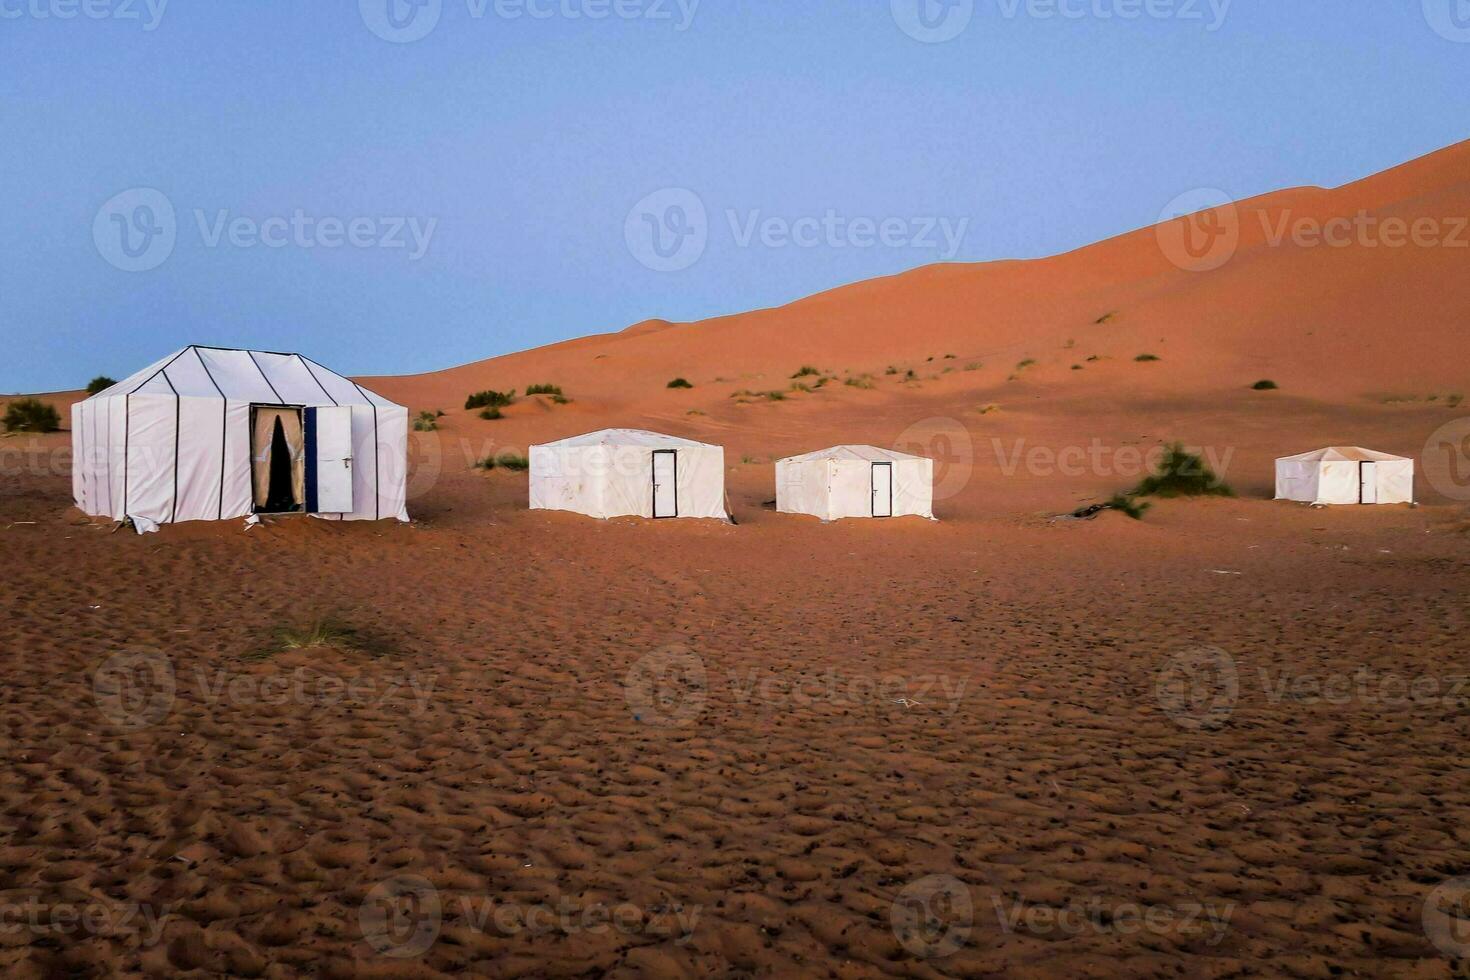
[1274,447,1414,505]
[72,346,410,532]
[529,429,728,520]
[776,445,935,521]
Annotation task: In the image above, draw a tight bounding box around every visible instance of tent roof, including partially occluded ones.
[1277,446,1411,464]
[534,428,718,450]
[85,346,398,408]
[778,445,930,464]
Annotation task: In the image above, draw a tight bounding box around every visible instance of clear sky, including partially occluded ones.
[2,1,1467,392]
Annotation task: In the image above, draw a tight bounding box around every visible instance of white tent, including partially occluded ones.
[529,428,728,520]
[776,445,935,521]
[1275,447,1414,505]
[72,346,410,532]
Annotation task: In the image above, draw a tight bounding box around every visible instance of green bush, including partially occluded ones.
[479,407,503,420]
[1135,354,1161,363]
[476,452,530,471]
[791,365,820,379]
[465,389,516,410]
[2,399,61,433]
[526,383,563,396]
[1106,493,1150,520]
[1251,379,1278,390]
[86,376,117,396]
[412,411,438,432]
[844,374,876,389]
[667,378,693,389]
[1130,443,1233,498]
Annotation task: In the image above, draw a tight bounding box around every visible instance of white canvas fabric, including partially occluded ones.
[72,346,410,531]
[1274,447,1414,505]
[529,428,728,520]
[776,445,935,520]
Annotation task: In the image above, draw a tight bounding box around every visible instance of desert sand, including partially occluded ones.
[2,140,1469,977]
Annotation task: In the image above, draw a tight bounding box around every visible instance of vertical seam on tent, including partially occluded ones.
[247,350,285,403]
[122,394,131,518]
[103,398,112,515]
[192,347,230,520]
[159,369,181,524]
[298,356,338,405]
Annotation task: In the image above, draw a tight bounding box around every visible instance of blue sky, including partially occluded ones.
[2,1,1467,392]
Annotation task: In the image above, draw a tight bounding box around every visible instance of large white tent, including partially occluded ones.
[776,445,935,521]
[529,429,728,520]
[1275,447,1414,505]
[72,346,410,532]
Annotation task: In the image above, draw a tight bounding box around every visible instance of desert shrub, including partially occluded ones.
[977,404,999,415]
[764,390,785,401]
[1135,354,1161,362]
[1086,355,1101,362]
[845,375,876,389]
[526,383,562,396]
[964,362,981,371]
[1129,443,1233,498]
[944,353,956,360]
[412,411,439,432]
[1071,364,1083,370]
[550,393,570,404]
[1251,379,1278,390]
[667,378,693,389]
[791,366,820,379]
[2,399,61,433]
[884,366,899,375]
[1449,394,1465,408]
[904,369,918,381]
[1105,493,1150,520]
[466,389,516,410]
[86,376,117,395]
[475,452,530,471]
[479,406,503,420]
[1096,312,1117,324]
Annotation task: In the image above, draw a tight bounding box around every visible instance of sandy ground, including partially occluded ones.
[4,386,1470,979]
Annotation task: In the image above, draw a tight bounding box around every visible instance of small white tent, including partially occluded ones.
[529,429,728,520]
[776,445,935,521]
[72,346,410,532]
[1275,447,1414,505]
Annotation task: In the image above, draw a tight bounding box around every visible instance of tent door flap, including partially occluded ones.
[307,406,354,513]
[652,450,678,518]
[1360,461,1378,504]
[872,462,893,518]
